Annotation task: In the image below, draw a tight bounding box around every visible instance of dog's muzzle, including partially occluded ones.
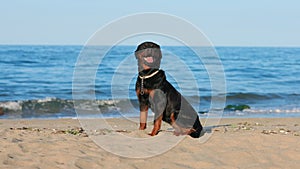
[135,48,162,71]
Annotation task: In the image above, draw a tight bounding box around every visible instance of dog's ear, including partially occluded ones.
[134,50,143,60]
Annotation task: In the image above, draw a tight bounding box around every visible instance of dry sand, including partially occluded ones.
[0,117,299,169]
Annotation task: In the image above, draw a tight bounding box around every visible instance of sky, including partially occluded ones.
[0,0,300,46]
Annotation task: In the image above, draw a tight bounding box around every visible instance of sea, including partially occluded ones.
[0,45,300,119]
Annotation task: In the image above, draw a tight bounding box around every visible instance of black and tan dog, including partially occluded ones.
[135,41,203,138]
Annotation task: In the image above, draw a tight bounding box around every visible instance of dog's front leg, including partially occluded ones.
[139,110,148,130]
[149,89,166,136]
[137,88,149,130]
[150,115,162,136]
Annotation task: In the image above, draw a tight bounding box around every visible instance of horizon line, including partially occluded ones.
[0,43,300,48]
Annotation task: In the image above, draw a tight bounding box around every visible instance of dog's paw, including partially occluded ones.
[148,130,161,136]
[139,123,147,130]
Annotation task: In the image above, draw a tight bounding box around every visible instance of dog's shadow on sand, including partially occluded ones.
[200,124,231,137]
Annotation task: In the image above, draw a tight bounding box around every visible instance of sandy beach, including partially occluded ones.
[0,117,299,169]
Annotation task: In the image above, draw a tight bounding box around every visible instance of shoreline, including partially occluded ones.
[2,115,300,122]
[1,117,299,168]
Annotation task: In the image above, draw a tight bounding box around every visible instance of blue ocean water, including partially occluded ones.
[0,45,300,118]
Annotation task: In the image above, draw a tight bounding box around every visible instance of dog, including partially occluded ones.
[135,41,203,138]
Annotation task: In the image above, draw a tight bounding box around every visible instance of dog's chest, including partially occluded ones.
[137,70,166,90]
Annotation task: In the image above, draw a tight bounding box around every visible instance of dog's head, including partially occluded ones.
[135,42,162,72]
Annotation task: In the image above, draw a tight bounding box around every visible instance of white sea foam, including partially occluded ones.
[243,108,300,114]
[37,97,56,103]
[0,101,22,111]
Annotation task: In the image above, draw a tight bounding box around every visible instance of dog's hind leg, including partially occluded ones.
[189,116,203,138]
[170,113,182,135]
